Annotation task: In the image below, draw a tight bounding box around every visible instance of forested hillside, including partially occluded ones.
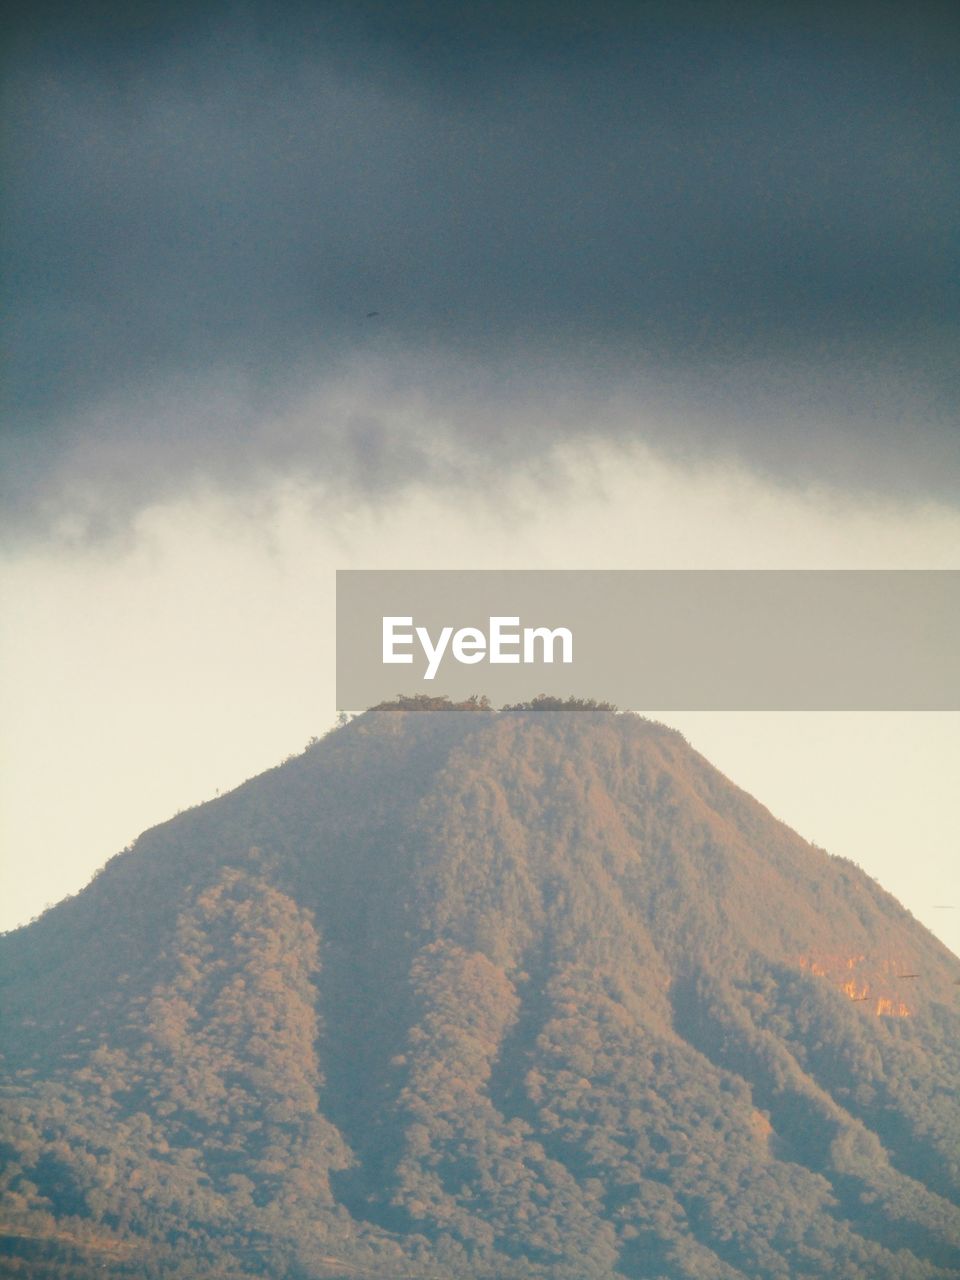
[1,704,958,1278]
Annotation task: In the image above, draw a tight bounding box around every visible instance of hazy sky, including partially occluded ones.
[2,3,958,951]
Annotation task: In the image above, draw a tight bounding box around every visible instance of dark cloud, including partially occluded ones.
[3,1,958,538]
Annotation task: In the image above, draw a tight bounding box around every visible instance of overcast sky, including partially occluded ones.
[2,2,958,951]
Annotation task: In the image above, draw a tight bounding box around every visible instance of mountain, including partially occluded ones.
[1,702,959,1280]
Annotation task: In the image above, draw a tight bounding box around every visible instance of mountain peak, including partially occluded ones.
[2,705,958,1278]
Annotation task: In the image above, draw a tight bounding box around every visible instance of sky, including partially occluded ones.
[2,1,958,952]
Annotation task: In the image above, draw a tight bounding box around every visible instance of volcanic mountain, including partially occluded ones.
[1,703,958,1280]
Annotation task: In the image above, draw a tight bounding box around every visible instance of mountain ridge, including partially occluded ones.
[1,705,958,1279]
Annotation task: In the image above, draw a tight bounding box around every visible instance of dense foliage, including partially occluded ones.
[1,706,958,1278]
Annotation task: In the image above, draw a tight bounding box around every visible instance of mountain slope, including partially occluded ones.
[2,705,958,1279]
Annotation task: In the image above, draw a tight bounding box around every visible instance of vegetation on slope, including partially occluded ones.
[2,704,958,1278]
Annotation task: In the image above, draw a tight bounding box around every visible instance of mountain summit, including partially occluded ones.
[2,705,958,1279]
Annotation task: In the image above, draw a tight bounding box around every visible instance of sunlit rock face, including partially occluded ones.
[799,954,916,1016]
